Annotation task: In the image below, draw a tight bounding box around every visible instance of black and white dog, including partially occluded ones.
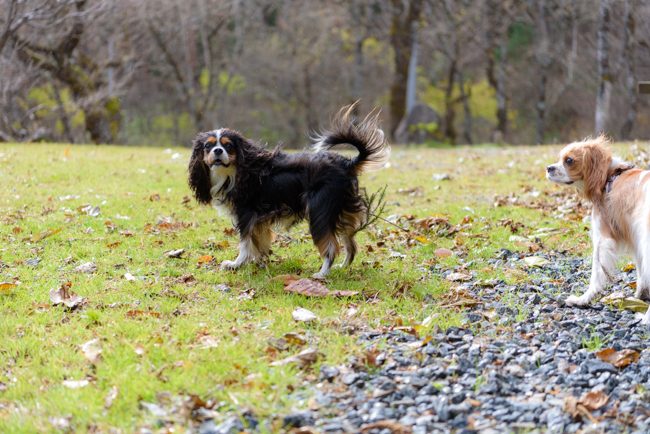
[188,105,390,278]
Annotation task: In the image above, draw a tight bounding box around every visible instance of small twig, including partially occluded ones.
[359,185,410,233]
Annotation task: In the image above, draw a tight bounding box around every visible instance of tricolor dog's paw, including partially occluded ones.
[220,260,239,270]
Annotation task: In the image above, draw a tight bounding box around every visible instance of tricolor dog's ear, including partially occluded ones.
[188,135,213,204]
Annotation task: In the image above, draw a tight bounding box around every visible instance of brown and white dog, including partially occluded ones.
[188,105,389,278]
[546,135,650,325]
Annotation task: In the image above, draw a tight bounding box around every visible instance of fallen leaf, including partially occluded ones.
[80,338,102,364]
[79,205,100,217]
[164,248,185,258]
[196,335,220,349]
[0,282,16,295]
[432,173,451,181]
[271,274,301,285]
[74,262,97,274]
[292,307,317,322]
[601,293,649,313]
[579,390,609,411]
[283,332,307,346]
[62,379,89,389]
[49,282,84,309]
[284,278,358,298]
[446,272,472,282]
[360,420,412,434]
[126,310,161,319]
[32,227,62,242]
[434,248,453,258]
[523,256,550,267]
[285,279,330,296]
[197,255,214,265]
[104,386,118,409]
[270,347,320,368]
[595,348,640,368]
[622,263,636,272]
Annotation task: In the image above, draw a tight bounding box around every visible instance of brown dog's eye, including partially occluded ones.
[565,157,574,165]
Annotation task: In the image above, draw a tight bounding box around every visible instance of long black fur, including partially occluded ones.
[187,104,390,271]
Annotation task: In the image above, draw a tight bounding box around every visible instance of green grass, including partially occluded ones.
[0,142,593,432]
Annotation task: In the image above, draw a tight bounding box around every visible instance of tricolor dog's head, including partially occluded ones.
[188,128,243,204]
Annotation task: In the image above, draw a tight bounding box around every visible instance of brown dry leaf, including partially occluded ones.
[270,347,320,368]
[223,227,236,236]
[360,420,412,434]
[80,338,102,364]
[12,226,22,234]
[49,282,85,309]
[284,278,358,298]
[283,332,307,346]
[149,193,161,202]
[595,348,640,368]
[0,282,17,295]
[579,390,609,411]
[106,241,122,249]
[362,347,381,368]
[126,310,161,319]
[271,274,301,285]
[285,278,330,296]
[434,248,453,258]
[32,227,62,242]
[440,289,481,309]
[197,255,214,265]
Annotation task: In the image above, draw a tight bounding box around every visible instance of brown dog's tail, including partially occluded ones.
[312,103,390,175]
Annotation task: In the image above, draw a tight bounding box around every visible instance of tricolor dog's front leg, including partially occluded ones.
[221,236,257,270]
[566,217,618,306]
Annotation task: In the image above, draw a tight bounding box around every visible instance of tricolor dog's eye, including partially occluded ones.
[220,136,233,151]
[565,157,574,166]
[204,136,217,149]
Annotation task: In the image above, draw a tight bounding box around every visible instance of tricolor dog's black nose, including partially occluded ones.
[546,165,556,174]
[214,148,223,156]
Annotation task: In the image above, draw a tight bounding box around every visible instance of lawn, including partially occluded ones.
[0,142,605,432]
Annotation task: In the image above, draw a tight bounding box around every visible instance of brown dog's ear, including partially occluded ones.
[188,136,212,204]
[582,143,612,203]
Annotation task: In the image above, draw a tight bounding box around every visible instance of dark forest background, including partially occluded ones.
[1,0,649,147]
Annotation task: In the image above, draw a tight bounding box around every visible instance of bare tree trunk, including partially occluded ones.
[595,0,611,134]
[405,23,418,116]
[535,0,550,144]
[620,0,637,140]
[443,60,457,144]
[53,82,74,143]
[485,0,508,143]
[458,72,472,144]
[388,0,424,139]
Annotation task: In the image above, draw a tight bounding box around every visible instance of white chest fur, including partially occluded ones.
[209,164,236,206]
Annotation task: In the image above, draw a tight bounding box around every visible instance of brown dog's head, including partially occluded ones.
[546,135,632,202]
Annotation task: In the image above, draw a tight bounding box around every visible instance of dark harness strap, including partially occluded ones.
[604,167,633,193]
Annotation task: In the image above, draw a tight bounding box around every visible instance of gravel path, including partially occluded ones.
[301,250,650,433]
[197,250,650,434]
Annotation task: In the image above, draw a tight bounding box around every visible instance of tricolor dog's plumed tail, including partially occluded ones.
[313,103,390,175]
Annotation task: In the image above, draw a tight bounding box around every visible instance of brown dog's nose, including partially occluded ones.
[546,165,556,174]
